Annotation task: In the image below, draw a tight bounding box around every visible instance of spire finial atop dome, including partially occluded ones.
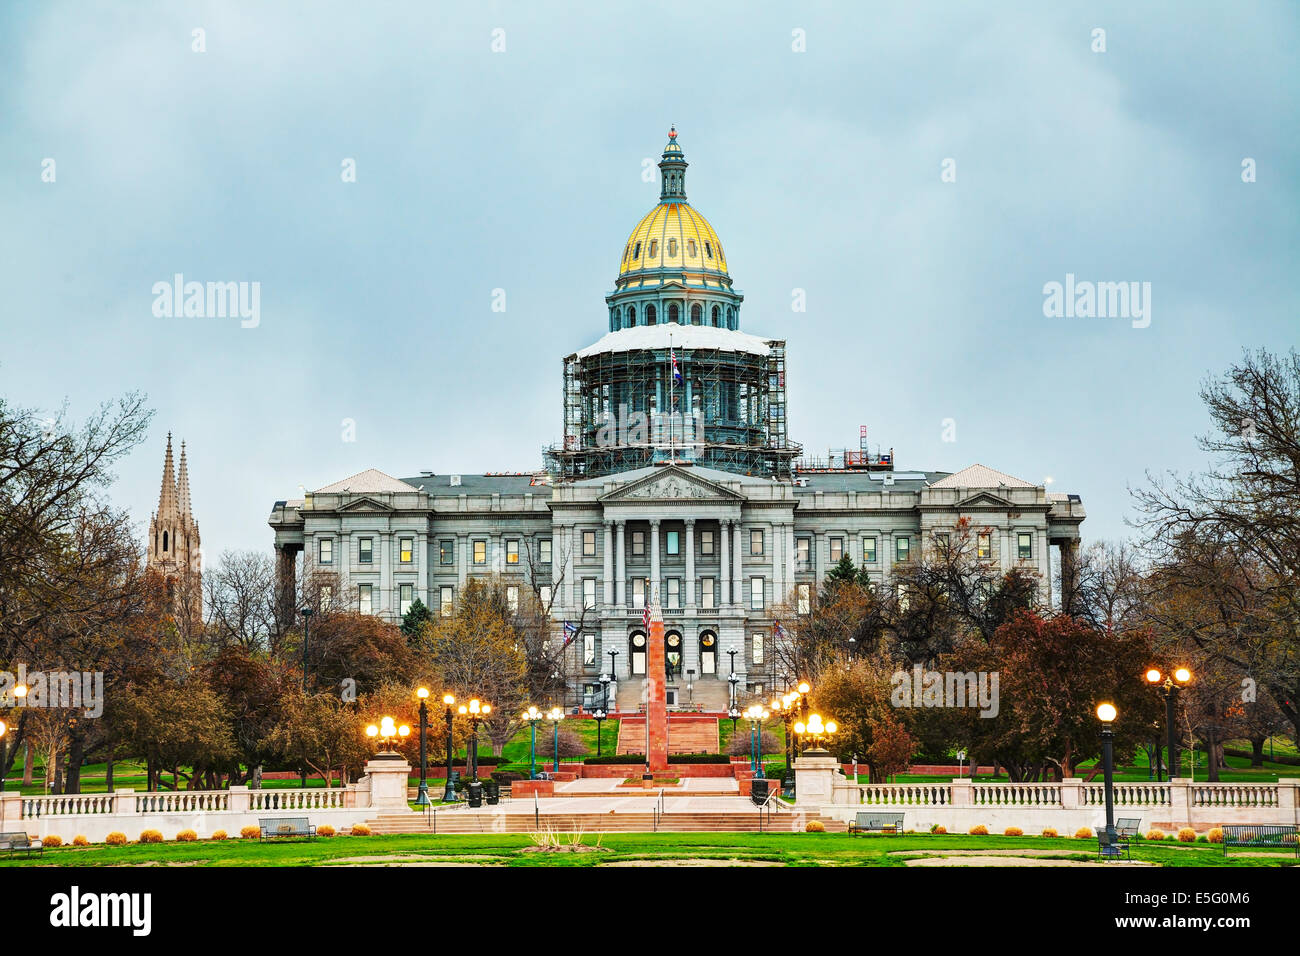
[659,126,687,201]
[668,125,676,140]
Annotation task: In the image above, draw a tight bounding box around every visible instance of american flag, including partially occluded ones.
[642,603,651,629]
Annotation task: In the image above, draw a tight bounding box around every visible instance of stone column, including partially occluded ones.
[649,519,661,605]
[732,522,743,606]
[362,758,414,811]
[1038,528,1051,607]
[380,531,392,617]
[563,526,575,610]
[793,752,840,808]
[458,533,469,589]
[812,530,823,584]
[720,520,731,606]
[615,521,627,607]
[646,606,669,773]
[772,522,783,606]
[880,531,892,588]
[684,519,696,607]
[786,524,796,598]
[416,531,428,606]
[275,544,298,628]
[603,521,614,607]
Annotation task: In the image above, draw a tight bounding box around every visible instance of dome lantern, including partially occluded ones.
[659,126,687,202]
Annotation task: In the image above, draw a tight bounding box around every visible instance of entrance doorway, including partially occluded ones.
[666,631,683,679]
[630,632,647,675]
[699,631,718,675]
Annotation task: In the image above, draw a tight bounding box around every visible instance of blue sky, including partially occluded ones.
[1,1,1296,562]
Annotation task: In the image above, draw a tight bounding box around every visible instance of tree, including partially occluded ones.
[266,691,370,787]
[865,712,916,782]
[807,653,899,782]
[400,597,433,641]
[297,611,417,697]
[114,678,237,791]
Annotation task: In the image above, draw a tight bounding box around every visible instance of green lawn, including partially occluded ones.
[3,831,1292,868]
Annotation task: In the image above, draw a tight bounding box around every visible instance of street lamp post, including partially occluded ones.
[792,712,837,755]
[687,669,695,706]
[441,694,456,802]
[364,715,412,755]
[598,672,612,755]
[1097,702,1120,859]
[0,718,6,793]
[457,698,491,782]
[415,688,431,806]
[548,706,563,773]
[300,606,313,692]
[521,705,544,779]
[1146,667,1191,779]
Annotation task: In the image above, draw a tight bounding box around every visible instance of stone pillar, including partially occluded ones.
[812,530,823,583]
[793,751,840,808]
[0,791,24,830]
[1037,528,1050,607]
[786,524,796,598]
[227,785,252,813]
[732,522,743,606]
[111,788,136,815]
[458,533,469,589]
[615,521,627,607]
[1276,778,1298,823]
[416,530,428,606]
[950,776,973,809]
[1168,778,1192,829]
[646,605,669,772]
[880,531,892,588]
[649,520,661,605]
[361,758,414,811]
[684,519,696,607]
[275,544,299,627]
[563,526,575,610]
[720,519,731,606]
[1059,777,1083,811]
[603,521,614,607]
[380,531,392,617]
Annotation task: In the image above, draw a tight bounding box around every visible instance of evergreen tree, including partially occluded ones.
[400,597,434,641]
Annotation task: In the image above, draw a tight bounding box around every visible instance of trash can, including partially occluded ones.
[467,781,483,808]
[751,777,770,806]
[484,780,500,805]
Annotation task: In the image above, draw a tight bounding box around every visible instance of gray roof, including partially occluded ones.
[793,471,950,493]
[399,473,543,496]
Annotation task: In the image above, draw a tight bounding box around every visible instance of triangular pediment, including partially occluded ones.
[335,496,395,513]
[955,491,1015,510]
[600,466,744,502]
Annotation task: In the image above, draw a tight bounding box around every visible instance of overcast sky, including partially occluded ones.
[2,1,1296,563]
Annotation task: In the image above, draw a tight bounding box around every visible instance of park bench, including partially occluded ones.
[1096,828,1131,860]
[1222,825,1299,858]
[0,831,41,857]
[258,816,316,841]
[1116,818,1141,839]
[847,812,904,835]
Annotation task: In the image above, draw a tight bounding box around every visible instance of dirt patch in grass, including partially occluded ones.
[903,854,1154,867]
[602,857,780,867]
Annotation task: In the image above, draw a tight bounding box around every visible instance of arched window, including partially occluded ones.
[668,303,679,324]
[699,631,718,675]
[611,309,618,332]
[711,306,720,327]
[727,307,735,329]
[687,238,697,257]
[630,632,647,676]
[634,241,642,259]
[162,530,168,552]
[667,238,677,257]
[648,239,658,258]
[646,304,657,325]
[627,306,636,327]
[704,241,712,259]
[691,303,702,325]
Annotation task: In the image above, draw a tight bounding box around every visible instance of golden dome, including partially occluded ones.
[618,203,728,279]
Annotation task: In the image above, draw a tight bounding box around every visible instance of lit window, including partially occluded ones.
[752,632,764,665]
[583,578,596,609]
[583,530,596,557]
[863,536,877,564]
[750,529,764,555]
[829,537,843,562]
[318,539,333,564]
[1018,533,1033,560]
[473,540,486,564]
[750,577,764,610]
[539,539,552,563]
[506,539,519,565]
[666,577,680,609]
[632,531,645,556]
[895,536,910,563]
[400,537,413,563]
[977,532,991,560]
[700,530,715,555]
[701,577,715,609]
[666,530,680,556]
[439,540,454,565]
[797,583,811,614]
[507,585,519,614]
[358,583,372,615]
[439,585,453,616]
[399,583,413,616]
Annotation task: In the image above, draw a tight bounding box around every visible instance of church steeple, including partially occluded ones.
[147,433,202,619]
[658,126,687,202]
[177,441,193,521]
[156,432,178,519]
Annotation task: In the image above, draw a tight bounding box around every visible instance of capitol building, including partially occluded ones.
[268,130,1085,711]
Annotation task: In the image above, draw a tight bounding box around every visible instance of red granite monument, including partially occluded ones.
[645,601,669,773]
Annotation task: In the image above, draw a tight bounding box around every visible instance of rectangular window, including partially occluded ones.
[583,634,596,666]
[750,529,764,555]
[357,538,372,564]
[439,539,454,565]
[539,539,552,564]
[934,532,950,553]
[752,632,764,665]
[829,536,843,562]
[797,583,810,615]
[439,585,453,616]
[507,585,519,614]
[632,531,645,556]
[399,583,413,616]
[358,583,372,615]
[701,577,715,610]
[400,537,413,564]
[473,540,487,565]
[977,532,991,560]
[583,530,596,557]
[583,578,597,610]
[750,576,764,610]
[632,577,646,608]
[700,530,715,555]
[666,577,680,609]
[539,585,552,607]
[506,539,519,565]
[665,530,680,556]
[895,536,910,563]
[319,585,333,610]
[1018,532,1033,560]
[318,538,333,564]
[897,583,910,613]
[797,537,810,568]
[863,536,877,564]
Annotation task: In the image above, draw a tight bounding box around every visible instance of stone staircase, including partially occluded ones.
[616,716,717,755]
[614,679,732,713]
[366,808,845,834]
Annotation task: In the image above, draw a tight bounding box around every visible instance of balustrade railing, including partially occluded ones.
[1082,783,1171,807]
[971,784,1061,806]
[21,794,115,818]
[859,784,951,806]
[249,788,347,810]
[1191,784,1278,808]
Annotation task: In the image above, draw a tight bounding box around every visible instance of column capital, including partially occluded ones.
[649,518,661,529]
[684,517,696,527]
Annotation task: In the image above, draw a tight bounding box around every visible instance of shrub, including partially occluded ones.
[968,824,988,835]
[350,824,371,836]
[1041,827,1058,838]
[210,830,227,841]
[42,835,63,848]
[1146,829,1165,841]
[805,820,825,833]
[72,835,89,847]
[240,826,261,840]
[1178,827,1196,843]
[1074,827,1092,839]
[139,829,163,844]
[666,754,732,764]
[536,728,587,759]
[317,825,336,837]
[727,730,782,756]
[1003,826,1023,837]
[930,824,947,834]
[105,831,127,846]
[490,771,526,785]
[176,829,198,842]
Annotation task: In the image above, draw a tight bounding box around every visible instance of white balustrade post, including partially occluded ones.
[112,788,137,816]
[227,785,251,814]
[1168,777,1192,829]
[1058,777,1083,810]
[1275,778,1298,823]
[951,777,973,808]
[0,791,21,829]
